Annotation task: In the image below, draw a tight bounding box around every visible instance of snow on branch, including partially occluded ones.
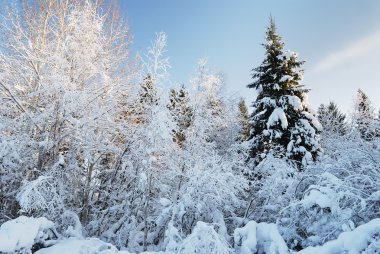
[143,32,171,83]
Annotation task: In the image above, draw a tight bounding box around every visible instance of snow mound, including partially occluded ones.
[299,218,380,254]
[178,221,233,254]
[234,221,289,254]
[301,186,338,211]
[0,216,54,253]
[286,95,303,111]
[35,238,132,254]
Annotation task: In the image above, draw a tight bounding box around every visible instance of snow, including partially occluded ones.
[17,175,63,216]
[368,190,380,201]
[267,107,288,129]
[299,173,346,212]
[299,218,380,254]
[61,211,83,238]
[0,216,54,253]
[256,85,263,94]
[35,238,132,254]
[263,129,271,136]
[302,111,323,131]
[298,119,316,135]
[302,151,313,167]
[287,140,294,152]
[261,97,277,107]
[254,109,268,118]
[279,75,292,83]
[159,198,172,207]
[301,187,336,209]
[234,221,289,254]
[1,216,380,253]
[58,153,65,165]
[286,95,303,111]
[177,221,233,254]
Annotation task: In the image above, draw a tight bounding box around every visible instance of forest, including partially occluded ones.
[0,1,379,254]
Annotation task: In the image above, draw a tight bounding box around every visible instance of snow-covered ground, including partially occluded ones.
[1,216,379,254]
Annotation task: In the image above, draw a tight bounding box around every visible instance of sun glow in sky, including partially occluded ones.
[79,1,379,114]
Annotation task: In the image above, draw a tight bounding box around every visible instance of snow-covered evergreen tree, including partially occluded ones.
[168,85,193,148]
[353,89,376,141]
[135,74,159,123]
[318,101,347,136]
[247,18,322,169]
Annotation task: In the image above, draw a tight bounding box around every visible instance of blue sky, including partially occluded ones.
[122,1,380,113]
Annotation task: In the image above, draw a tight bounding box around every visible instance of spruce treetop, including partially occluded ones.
[249,18,307,100]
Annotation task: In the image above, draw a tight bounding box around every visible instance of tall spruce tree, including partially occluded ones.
[318,101,347,136]
[247,18,322,169]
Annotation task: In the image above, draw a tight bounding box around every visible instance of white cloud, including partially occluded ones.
[311,29,380,73]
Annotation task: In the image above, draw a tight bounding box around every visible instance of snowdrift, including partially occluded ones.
[299,218,380,254]
[0,216,55,253]
[1,216,379,253]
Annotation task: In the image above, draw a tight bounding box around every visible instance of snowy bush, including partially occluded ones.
[0,216,56,253]
[169,151,247,237]
[299,218,380,254]
[279,172,359,248]
[246,155,299,223]
[176,221,233,254]
[279,133,380,249]
[234,221,289,254]
[17,176,64,219]
[59,211,83,238]
[0,137,24,223]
